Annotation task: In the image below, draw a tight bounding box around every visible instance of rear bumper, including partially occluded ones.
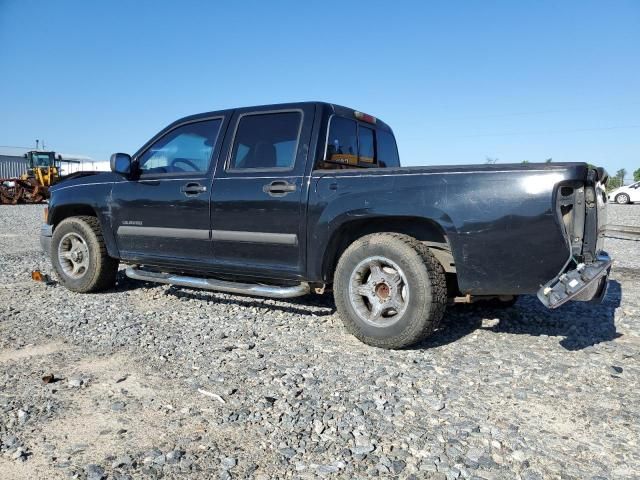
[537,253,612,309]
[40,223,52,256]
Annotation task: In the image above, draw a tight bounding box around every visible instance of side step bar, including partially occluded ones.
[125,267,310,299]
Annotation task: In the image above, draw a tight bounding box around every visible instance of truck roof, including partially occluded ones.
[169,101,394,133]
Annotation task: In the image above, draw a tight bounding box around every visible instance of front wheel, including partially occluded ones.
[51,216,119,292]
[615,193,630,205]
[333,233,447,349]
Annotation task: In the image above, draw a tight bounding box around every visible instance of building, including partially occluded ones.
[0,152,109,178]
[0,154,28,179]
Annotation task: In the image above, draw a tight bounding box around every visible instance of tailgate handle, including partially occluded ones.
[263,180,296,197]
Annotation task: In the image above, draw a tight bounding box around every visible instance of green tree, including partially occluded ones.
[545,158,553,163]
[615,168,627,186]
[521,160,530,164]
[607,176,621,192]
[634,168,640,182]
[485,157,498,164]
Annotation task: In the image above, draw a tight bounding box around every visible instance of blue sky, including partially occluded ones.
[1,1,638,179]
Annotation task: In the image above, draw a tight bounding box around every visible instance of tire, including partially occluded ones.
[615,193,630,205]
[51,216,118,293]
[333,233,447,349]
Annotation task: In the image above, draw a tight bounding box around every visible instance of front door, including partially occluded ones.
[210,106,314,280]
[111,117,224,267]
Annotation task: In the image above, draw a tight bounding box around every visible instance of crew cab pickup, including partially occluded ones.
[41,102,611,348]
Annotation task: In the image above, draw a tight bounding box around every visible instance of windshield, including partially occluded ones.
[30,153,55,167]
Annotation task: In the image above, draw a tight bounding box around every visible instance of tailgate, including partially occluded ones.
[537,167,611,308]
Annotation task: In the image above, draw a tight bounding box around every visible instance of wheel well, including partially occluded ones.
[323,217,459,295]
[50,204,98,228]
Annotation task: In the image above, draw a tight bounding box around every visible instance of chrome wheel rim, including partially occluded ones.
[348,256,409,326]
[617,194,629,204]
[57,232,90,279]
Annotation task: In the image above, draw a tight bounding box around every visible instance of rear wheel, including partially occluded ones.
[51,216,118,292]
[615,193,630,204]
[334,233,447,349]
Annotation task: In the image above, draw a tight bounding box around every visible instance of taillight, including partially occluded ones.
[354,111,377,124]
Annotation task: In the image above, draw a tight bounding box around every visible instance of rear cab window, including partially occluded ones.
[318,115,400,169]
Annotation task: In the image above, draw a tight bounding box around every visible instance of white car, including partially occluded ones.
[608,181,640,204]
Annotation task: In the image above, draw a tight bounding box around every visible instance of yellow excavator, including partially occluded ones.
[0,151,61,204]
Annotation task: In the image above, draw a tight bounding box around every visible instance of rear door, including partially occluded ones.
[210,105,314,280]
[111,116,226,266]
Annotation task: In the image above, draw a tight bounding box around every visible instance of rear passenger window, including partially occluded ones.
[325,117,358,167]
[358,126,375,165]
[376,130,400,168]
[321,116,397,169]
[229,112,302,170]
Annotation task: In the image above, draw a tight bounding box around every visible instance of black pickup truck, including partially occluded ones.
[41,102,611,348]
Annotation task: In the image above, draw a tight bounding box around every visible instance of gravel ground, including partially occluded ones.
[0,204,638,480]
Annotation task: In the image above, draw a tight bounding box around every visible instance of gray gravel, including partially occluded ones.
[1,204,639,479]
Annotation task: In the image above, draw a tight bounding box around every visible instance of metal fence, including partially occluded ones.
[0,155,28,179]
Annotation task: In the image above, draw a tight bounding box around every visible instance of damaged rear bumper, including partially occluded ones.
[537,253,612,309]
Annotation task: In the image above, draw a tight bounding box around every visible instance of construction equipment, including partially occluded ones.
[0,151,61,204]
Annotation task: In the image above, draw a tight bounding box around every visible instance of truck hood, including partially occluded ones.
[51,171,122,192]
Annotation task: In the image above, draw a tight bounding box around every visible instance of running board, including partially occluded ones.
[125,267,310,299]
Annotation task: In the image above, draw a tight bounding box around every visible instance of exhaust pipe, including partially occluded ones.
[125,266,310,299]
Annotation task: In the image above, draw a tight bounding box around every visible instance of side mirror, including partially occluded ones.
[110,153,132,175]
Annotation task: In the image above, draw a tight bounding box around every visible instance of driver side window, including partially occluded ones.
[138,119,222,175]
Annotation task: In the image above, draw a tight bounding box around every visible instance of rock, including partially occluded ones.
[352,444,375,455]
[391,459,406,474]
[521,468,544,480]
[68,377,84,388]
[466,447,484,462]
[111,401,126,412]
[166,450,184,464]
[85,464,106,480]
[317,464,339,474]
[112,454,133,468]
[610,365,623,376]
[279,447,296,458]
[17,409,29,424]
[12,447,26,461]
[221,457,237,470]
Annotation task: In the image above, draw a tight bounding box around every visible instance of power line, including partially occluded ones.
[460,124,640,138]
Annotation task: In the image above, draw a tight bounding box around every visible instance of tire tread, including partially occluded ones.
[334,232,447,349]
[52,216,118,292]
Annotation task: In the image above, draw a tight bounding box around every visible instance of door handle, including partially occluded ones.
[263,180,296,197]
[180,182,207,196]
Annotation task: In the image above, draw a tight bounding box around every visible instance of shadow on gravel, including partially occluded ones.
[114,268,622,350]
[165,288,337,317]
[416,281,622,351]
